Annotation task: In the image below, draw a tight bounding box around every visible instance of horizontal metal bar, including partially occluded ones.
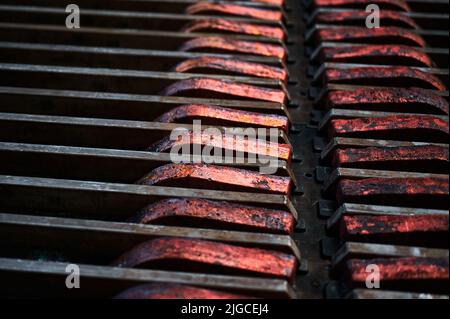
[0,86,292,123]
[0,142,299,190]
[0,41,283,69]
[0,257,296,298]
[0,22,282,52]
[0,4,282,30]
[0,213,301,261]
[0,0,282,13]
[0,175,299,219]
[0,112,289,150]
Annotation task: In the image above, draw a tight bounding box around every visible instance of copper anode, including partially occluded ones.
[323,66,446,91]
[179,36,286,59]
[133,198,295,234]
[325,88,449,114]
[161,77,286,103]
[112,237,297,280]
[173,56,287,81]
[136,163,292,194]
[317,27,426,47]
[155,104,289,131]
[182,18,284,40]
[185,3,283,21]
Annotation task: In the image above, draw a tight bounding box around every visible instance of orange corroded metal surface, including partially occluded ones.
[315,10,418,29]
[317,27,426,47]
[336,177,449,204]
[155,104,289,131]
[325,88,449,115]
[185,3,283,21]
[179,36,286,59]
[332,145,449,167]
[161,78,286,103]
[340,214,449,238]
[115,283,251,299]
[321,45,434,67]
[313,0,411,11]
[182,18,284,40]
[347,257,449,282]
[136,163,292,194]
[329,115,449,140]
[133,198,295,234]
[173,57,287,81]
[147,130,292,161]
[323,66,446,91]
[111,237,297,280]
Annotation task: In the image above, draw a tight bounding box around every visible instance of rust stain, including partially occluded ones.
[332,145,449,167]
[324,66,446,91]
[348,257,449,282]
[326,88,449,115]
[173,56,287,81]
[329,114,449,139]
[315,10,418,29]
[182,18,284,40]
[155,104,289,131]
[317,27,426,47]
[111,237,297,280]
[115,283,251,299]
[179,36,286,59]
[186,3,283,22]
[133,198,295,234]
[314,0,410,11]
[321,45,434,67]
[136,163,291,194]
[337,177,449,202]
[341,214,449,237]
[253,0,284,4]
[161,77,286,103]
[147,129,292,161]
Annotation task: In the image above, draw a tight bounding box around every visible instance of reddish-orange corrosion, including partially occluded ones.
[324,67,446,91]
[336,177,449,203]
[147,130,292,161]
[155,104,289,131]
[173,57,287,81]
[332,145,449,167]
[347,257,449,282]
[179,37,286,59]
[136,163,291,194]
[254,0,284,4]
[182,18,284,40]
[133,198,295,234]
[161,78,286,103]
[186,3,283,22]
[112,237,297,280]
[325,88,449,115]
[329,115,449,139]
[340,214,449,238]
[314,0,410,11]
[321,45,434,67]
[315,10,418,29]
[115,283,252,299]
[317,27,426,47]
